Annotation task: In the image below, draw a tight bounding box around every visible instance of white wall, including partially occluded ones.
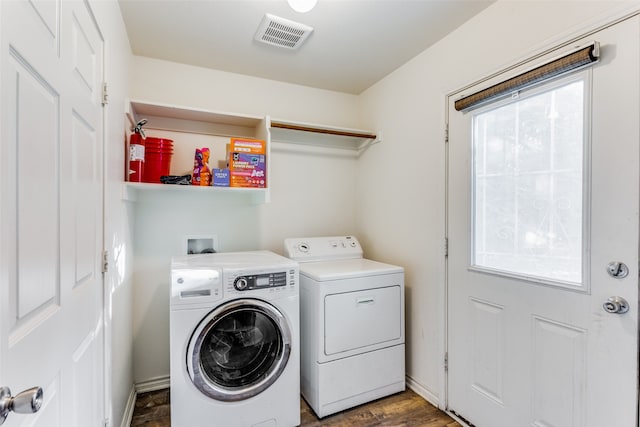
[356,0,636,405]
[129,58,362,383]
[90,1,134,426]
[129,56,361,128]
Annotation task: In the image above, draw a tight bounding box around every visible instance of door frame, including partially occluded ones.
[441,3,640,418]
[81,4,109,425]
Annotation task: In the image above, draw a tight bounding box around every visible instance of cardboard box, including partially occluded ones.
[230,138,265,155]
[229,153,266,188]
[228,138,267,188]
[212,168,229,187]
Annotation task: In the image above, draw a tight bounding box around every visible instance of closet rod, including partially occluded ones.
[271,121,377,140]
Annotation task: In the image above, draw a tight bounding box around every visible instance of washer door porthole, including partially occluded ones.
[187,298,292,401]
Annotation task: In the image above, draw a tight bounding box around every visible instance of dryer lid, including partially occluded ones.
[298,258,403,281]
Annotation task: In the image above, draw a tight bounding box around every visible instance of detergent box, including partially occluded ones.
[230,138,265,155]
[229,153,266,188]
[228,138,267,188]
[212,168,230,187]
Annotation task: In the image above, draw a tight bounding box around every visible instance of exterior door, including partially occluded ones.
[447,17,638,427]
[0,1,105,426]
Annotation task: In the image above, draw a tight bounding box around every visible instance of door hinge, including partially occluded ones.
[444,124,449,143]
[102,250,109,273]
[101,82,109,106]
[103,419,110,427]
[444,237,449,257]
[444,352,449,372]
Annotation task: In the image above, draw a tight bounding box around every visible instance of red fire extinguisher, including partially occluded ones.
[128,119,147,182]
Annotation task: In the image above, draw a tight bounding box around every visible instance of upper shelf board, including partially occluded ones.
[128,100,265,137]
[270,119,380,152]
[127,100,381,152]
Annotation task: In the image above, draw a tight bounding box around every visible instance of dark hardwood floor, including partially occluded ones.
[130,388,461,426]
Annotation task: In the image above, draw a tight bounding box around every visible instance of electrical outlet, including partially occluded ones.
[184,234,219,255]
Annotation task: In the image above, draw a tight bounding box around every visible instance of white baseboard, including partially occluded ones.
[405,376,471,426]
[120,386,137,427]
[405,375,440,408]
[135,375,170,393]
[120,376,170,427]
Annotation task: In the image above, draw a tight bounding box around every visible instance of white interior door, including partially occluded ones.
[447,17,639,427]
[0,1,105,425]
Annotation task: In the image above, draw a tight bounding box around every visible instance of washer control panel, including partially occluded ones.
[225,265,298,296]
[284,236,363,262]
[233,272,288,291]
[171,267,223,304]
[172,251,298,304]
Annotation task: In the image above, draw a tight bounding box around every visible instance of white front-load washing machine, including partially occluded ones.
[170,251,300,427]
[284,236,405,418]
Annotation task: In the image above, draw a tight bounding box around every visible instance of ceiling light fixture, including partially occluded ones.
[287,0,317,13]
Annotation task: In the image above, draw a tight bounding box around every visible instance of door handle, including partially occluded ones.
[602,296,630,314]
[0,386,43,425]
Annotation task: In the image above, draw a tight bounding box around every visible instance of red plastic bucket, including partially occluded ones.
[145,137,173,144]
[143,138,173,183]
[143,152,173,183]
[145,137,173,149]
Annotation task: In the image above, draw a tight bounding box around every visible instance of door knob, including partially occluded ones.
[0,386,43,425]
[603,296,630,314]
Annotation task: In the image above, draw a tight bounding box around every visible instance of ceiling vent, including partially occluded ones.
[254,13,313,50]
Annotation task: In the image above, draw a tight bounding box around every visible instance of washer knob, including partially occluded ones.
[234,277,248,291]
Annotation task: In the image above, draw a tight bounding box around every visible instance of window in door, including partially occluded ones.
[471,73,589,288]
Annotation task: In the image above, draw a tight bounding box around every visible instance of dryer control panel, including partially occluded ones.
[284,236,363,262]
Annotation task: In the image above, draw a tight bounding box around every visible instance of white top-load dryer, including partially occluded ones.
[284,236,405,418]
